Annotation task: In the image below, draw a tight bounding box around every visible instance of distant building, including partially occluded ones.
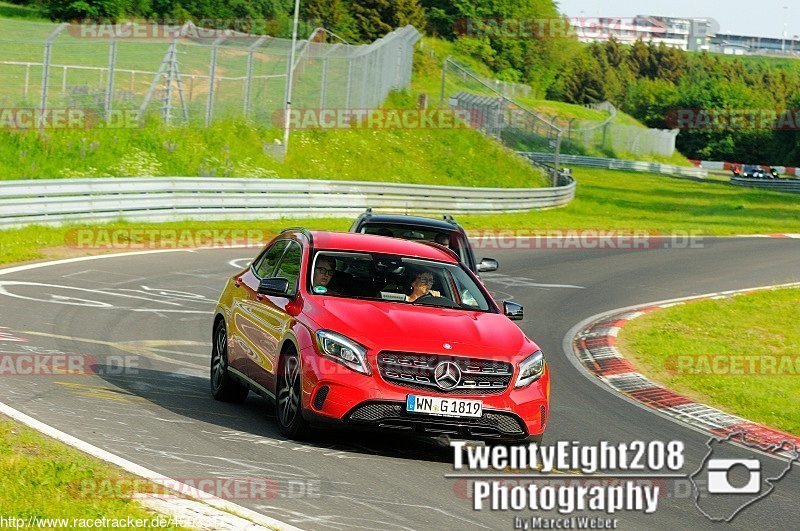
[572,15,718,51]
[572,15,798,57]
[710,33,800,56]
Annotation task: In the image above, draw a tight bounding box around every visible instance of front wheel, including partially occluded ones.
[210,320,249,403]
[276,348,311,440]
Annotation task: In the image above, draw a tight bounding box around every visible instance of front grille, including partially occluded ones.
[348,402,526,437]
[377,351,513,395]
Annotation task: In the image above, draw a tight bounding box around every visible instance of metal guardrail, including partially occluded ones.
[523,152,708,179]
[0,176,576,228]
[730,177,800,193]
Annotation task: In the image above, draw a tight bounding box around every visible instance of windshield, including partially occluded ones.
[359,223,469,264]
[309,251,492,312]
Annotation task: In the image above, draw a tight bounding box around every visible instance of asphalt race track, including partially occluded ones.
[0,238,798,530]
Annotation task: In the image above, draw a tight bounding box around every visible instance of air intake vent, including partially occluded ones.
[313,386,330,410]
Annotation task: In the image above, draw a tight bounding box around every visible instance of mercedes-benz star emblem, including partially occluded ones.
[434,361,461,390]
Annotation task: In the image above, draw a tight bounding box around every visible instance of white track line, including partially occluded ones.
[0,250,300,531]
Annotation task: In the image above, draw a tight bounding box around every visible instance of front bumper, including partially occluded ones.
[300,347,550,439]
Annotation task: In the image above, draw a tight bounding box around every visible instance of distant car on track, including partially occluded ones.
[349,210,499,275]
[211,229,549,442]
[733,165,779,179]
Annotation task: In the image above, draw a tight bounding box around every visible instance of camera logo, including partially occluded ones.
[707,459,760,494]
[690,431,799,522]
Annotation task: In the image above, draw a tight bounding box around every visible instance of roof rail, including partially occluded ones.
[419,241,459,261]
[280,227,314,245]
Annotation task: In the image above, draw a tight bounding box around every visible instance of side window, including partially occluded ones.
[274,241,303,296]
[253,240,289,278]
[454,234,470,264]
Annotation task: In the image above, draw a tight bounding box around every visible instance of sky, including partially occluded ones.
[555,0,799,40]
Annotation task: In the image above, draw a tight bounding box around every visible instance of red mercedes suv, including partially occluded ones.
[212,229,550,442]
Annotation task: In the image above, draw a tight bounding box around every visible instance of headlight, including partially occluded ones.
[315,330,371,375]
[515,350,545,388]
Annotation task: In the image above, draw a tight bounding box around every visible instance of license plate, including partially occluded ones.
[406,395,483,418]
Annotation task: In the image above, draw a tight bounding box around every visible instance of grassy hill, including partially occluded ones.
[0,0,45,20]
[413,37,692,166]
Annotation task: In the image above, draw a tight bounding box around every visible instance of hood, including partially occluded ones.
[304,296,538,361]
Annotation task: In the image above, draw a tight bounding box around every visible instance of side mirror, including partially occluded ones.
[477,258,499,273]
[503,301,523,321]
[257,277,290,297]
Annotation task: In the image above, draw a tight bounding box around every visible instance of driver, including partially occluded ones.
[406,269,440,302]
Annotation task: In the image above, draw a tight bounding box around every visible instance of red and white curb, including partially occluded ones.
[690,160,799,176]
[569,282,800,456]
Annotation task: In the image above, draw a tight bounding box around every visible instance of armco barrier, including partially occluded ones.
[523,153,708,179]
[730,176,800,193]
[0,175,575,228]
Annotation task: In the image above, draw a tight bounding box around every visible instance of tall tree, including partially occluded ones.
[351,0,425,41]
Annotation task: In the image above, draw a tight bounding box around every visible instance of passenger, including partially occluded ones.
[434,233,450,246]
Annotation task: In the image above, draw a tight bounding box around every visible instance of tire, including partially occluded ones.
[210,320,249,403]
[276,347,311,440]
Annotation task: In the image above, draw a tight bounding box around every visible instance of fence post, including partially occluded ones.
[105,38,117,122]
[395,40,404,89]
[39,23,67,126]
[345,58,353,109]
[244,36,267,118]
[553,130,562,187]
[320,56,328,108]
[359,54,369,108]
[164,39,177,124]
[24,64,30,99]
[206,36,225,127]
[440,57,449,106]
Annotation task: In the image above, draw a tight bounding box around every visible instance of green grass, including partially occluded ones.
[0,103,548,188]
[2,167,799,265]
[618,288,800,436]
[458,168,800,234]
[0,417,188,528]
[0,1,46,21]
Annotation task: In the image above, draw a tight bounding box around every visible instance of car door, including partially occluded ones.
[242,239,304,393]
[231,239,290,385]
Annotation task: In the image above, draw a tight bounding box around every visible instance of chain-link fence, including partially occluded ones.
[440,58,563,178]
[440,58,678,160]
[568,102,678,158]
[0,18,421,153]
